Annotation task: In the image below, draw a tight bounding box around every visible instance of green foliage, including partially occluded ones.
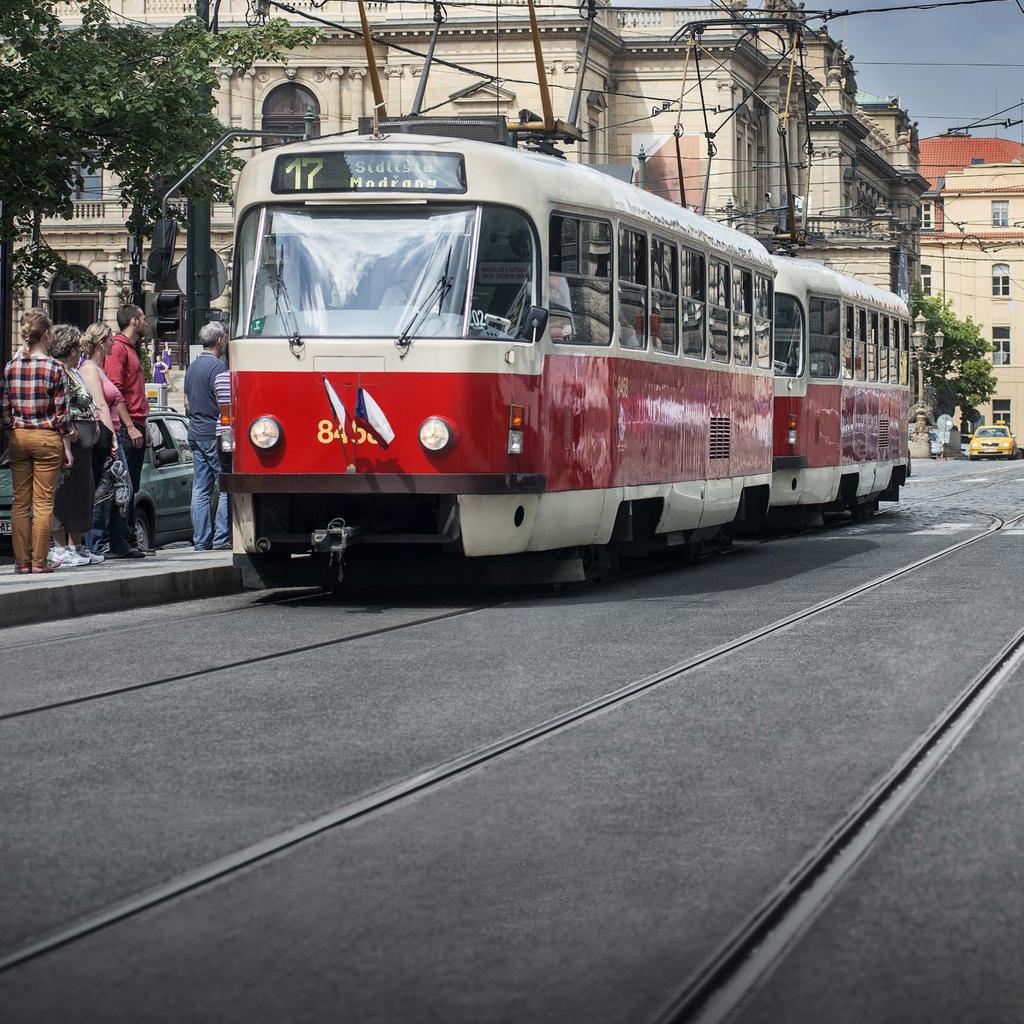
[0,0,320,287]
[910,288,997,423]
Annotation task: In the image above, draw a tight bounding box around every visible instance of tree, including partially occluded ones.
[0,0,320,288]
[910,289,997,426]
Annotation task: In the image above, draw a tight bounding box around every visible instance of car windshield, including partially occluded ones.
[237,204,537,341]
[975,427,1009,437]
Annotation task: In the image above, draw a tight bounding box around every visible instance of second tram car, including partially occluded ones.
[768,256,911,523]
[222,134,777,585]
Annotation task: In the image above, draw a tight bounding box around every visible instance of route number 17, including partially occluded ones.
[284,157,324,191]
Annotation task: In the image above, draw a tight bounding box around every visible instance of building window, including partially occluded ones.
[71,162,102,201]
[921,264,932,295]
[992,399,1011,428]
[261,83,321,149]
[992,200,1009,227]
[921,202,933,229]
[993,263,1011,297]
[993,327,1011,365]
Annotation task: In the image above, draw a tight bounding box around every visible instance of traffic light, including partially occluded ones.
[145,290,182,341]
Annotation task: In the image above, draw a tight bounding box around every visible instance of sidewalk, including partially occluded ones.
[0,548,242,629]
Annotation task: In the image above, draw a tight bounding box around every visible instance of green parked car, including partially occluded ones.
[0,411,195,550]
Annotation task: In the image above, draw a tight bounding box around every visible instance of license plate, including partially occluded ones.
[0,520,11,535]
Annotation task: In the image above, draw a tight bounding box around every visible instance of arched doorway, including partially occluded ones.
[49,269,99,330]
[261,83,321,149]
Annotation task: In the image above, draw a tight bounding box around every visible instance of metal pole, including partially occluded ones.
[411,2,444,116]
[637,146,647,190]
[30,211,40,307]
[567,0,597,130]
[0,200,11,361]
[191,0,213,353]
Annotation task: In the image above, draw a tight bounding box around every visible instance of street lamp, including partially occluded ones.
[112,261,130,306]
[97,272,108,321]
[909,315,944,457]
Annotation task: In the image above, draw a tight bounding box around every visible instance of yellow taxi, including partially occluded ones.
[967,423,1019,460]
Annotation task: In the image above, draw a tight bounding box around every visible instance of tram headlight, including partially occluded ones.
[249,416,282,450]
[419,417,451,452]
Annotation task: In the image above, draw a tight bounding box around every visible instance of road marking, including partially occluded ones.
[1000,526,1024,535]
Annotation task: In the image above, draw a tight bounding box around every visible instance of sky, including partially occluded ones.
[632,0,1024,141]
[834,0,1024,139]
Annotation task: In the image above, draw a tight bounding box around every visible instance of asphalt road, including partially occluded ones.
[1,458,1022,1022]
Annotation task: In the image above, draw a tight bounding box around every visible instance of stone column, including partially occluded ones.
[217,69,234,127]
[349,68,367,124]
[383,65,404,119]
[325,67,348,133]
[246,69,259,131]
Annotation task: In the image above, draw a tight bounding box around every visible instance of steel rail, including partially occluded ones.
[655,619,1024,1024]
[5,463,1021,710]
[0,602,499,722]
[0,511,1017,975]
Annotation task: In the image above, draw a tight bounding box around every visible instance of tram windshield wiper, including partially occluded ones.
[261,243,303,358]
[395,245,453,360]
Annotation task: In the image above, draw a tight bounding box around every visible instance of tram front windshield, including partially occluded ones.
[237,204,536,341]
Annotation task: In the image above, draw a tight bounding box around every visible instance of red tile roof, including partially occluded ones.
[919,136,1024,192]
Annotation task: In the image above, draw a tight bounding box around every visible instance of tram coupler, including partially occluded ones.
[312,523,362,583]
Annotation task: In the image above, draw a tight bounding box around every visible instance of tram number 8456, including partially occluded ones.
[317,420,380,446]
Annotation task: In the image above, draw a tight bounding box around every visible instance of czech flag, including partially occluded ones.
[322,376,349,437]
[355,386,395,449]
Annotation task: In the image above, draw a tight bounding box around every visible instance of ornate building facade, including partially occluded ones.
[22,0,924,357]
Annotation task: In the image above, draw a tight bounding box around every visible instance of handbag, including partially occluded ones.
[73,417,100,451]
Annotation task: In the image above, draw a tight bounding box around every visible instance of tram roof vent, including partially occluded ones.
[356,115,512,147]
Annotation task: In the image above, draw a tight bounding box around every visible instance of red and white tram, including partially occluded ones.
[222,134,778,586]
[768,257,912,523]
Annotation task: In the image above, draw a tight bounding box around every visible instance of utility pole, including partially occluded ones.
[187,0,213,358]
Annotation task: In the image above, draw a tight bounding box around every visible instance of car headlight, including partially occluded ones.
[249,416,282,450]
[419,417,451,452]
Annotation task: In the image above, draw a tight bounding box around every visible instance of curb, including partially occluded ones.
[0,564,243,629]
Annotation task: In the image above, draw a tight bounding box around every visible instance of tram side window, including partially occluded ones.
[856,308,867,381]
[880,316,890,382]
[681,249,706,358]
[549,214,612,345]
[617,228,648,350]
[868,313,876,382]
[891,318,901,382]
[732,267,753,366]
[469,206,537,340]
[650,238,679,355]
[754,274,772,370]
[842,304,855,379]
[708,258,731,363]
[901,320,910,384]
[809,297,841,378]
[774,294,803,377]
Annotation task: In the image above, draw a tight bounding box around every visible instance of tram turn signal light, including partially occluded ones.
[508,405,525,455]
[787,413,798,447]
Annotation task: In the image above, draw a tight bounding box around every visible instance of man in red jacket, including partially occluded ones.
[102,304,149,557]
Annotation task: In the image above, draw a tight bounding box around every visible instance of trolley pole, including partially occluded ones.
[188,0,213,356]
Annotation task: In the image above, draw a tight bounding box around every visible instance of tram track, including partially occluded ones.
[2,508,1020,975]
[655,623,1024,1024]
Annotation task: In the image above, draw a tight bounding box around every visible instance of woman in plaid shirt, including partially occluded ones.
[1,309,73,573]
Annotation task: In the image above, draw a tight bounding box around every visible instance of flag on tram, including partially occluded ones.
[355,386,395,449]
[322,376,348,436]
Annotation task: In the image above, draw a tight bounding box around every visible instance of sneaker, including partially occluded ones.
[76,545,104,565]
[61,547,92,567]
[48,545,68,568]
[113,547,146,560]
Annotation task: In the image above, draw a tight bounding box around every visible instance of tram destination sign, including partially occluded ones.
[271,151,467,195]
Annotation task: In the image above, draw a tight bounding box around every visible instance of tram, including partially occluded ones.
[769,256,912,523]
[222,133,777,586]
